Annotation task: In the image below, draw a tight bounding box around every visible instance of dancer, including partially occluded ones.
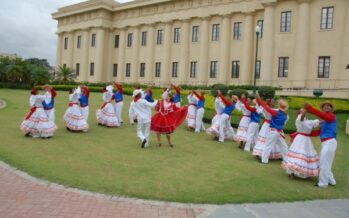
[282,108,320,179]
[64,87,89,132]
[253,99,282,160]
[144,85,154,102]
[305,101,337,188]
[235,96,251,148]
[42,84,57,123]
[206,92,226,138]
[193,89,205,133]
[79,85,90,121]
[186,91,198,129]
[96,85,120,127]
[216,91,238,142]
[131,89,158,148]
[256,94,289,164]
[113,82,124,124]
[242,95,261,152]
[20,88,57,138]
[172,84,181,107]
[151,93,188,147]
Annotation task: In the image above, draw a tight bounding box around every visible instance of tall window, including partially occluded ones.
[140,63,145,77]
[76,63,80,76]
[257,20,264,38]
[141,31,147,46]
[192,26,199,42]
[318,56,330,78]
[113,64,118,77]
[127,33,133,47]
[280,11,292,32]
[231,61,240,78]
[114,35,119,48]
[63,64,67,68]
[90,62,94,76]
[233,22,242,40]
[212,24,220,41]
[91,33,96,47]
[64,37,68,50]
[77,35,82,48]
[256,60,261,79]
[157,30,163,45]
[210,61,218,78]
[278,57,289,77]
[321,7,334,29]
[126,63,131,77]
[174,28,181,44]
[155,62,161,78]
[190,61,197,78]
[172,62,178,78]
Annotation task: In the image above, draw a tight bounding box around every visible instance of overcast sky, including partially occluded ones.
[0,0,132,66]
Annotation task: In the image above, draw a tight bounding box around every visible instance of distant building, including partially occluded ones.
[0,52,21,59]
[52,0,349,90]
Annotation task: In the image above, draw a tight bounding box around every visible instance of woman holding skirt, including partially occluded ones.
[96,85,120,127]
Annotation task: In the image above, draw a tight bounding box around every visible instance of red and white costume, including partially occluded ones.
[282,115,320,178]
[64,87,89,132]
[43,89,57,123]
[235,100,251,142]
[151,100,188,134]
[186,93,198,129]
[96,86,120,127]
[253,105,282,159]
[20,93,57,138]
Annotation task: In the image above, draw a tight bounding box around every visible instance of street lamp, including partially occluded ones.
[253,25,261,96]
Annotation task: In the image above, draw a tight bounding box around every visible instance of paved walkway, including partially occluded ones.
[0,161,348,218]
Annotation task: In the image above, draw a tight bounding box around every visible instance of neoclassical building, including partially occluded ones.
[52,0,349,89]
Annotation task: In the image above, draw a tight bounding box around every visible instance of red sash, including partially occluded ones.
[25,107,37,120]
[68,102,78,107]
[101,102,110,109]
[290,130,320,143]
[264,119,271,124]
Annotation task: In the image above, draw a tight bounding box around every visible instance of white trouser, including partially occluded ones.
[218,113,230,142]
[175,102,181,108]
[137,121,151,147]
[129,110,136,124]
[261,130,288,163]
[318,139,337,187]
[244,122,259,152]
[195,108,205,132]
[80,106,89,121]
[114,101,124,123]
[45,108,55,123]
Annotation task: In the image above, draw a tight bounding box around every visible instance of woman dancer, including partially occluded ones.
[79,85,90,121]
[186,91,198,129]
[151,93,188,147]
[193,89,205,133]
[282,108,320,179]
[96,85,120,127]
[235,97,251,148]
[20,88,57,138]
[64,87,89,132]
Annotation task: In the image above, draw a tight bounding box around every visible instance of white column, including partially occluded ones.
[81,29,90,82]
[293,0,310,88]
[240,13,254,84]
[199,17,210,85]
[55,33,63,71]
[339,0,349,89]
[219,15,231,84]
[146,25,155,85]
[162,22,172,86]
[106,31,114,82]
[95,28,105,82]
[118,29,126,83]
[131,26,140,83]
[179,20,190,84]
[260,3,275,86]
[67,32,74,68]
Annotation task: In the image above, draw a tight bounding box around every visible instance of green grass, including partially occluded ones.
[0,88,348,204]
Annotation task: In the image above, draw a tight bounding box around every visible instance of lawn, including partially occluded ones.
[0,88,348,204]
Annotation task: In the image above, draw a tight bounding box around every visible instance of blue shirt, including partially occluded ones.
[270,110,288,130]
[42,98,54,110]
[174,93,181,104]
[223,104,235,116]
[114,91,123,102]
[197,99,205,109]
[79,94,89,107]
[250,111,261,123]
[320,115,337,139]
[144,92,154,102]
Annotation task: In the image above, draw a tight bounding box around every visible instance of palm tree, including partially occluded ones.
[55,65,76,83]
[30,66,52,86]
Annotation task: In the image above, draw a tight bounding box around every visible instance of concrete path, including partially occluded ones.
[0,161,348,218]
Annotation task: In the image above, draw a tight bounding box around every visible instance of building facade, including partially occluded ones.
[52,0,349,89]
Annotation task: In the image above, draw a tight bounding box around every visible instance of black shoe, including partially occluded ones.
[169,144,174,148]
[141,139,147,148]
[157,143,162,147]
[66,127,71,131]
[25,133,30,137]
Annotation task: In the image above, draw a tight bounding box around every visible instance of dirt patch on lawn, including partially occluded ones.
[0,100,7,109]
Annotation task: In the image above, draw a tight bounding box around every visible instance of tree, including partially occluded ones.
[30,66,52,86]
[55,65,76,83]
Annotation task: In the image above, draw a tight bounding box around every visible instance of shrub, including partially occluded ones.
[258,86,276,99]
[228,89,248,98]
[210,83,229,96]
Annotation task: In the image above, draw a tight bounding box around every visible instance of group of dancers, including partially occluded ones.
[20,83,338,188]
